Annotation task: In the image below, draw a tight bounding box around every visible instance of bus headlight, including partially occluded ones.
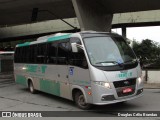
[137,77,142,85]
[94,81,111,89]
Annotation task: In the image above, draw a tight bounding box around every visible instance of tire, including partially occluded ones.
[28,81,36,94]
[74,91,92,110]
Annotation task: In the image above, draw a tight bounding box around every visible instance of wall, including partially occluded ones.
[142,70,160,83]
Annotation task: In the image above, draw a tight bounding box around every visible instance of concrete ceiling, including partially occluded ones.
[1,0,160,26]
[0,0,75,26]
[97,0,160,13]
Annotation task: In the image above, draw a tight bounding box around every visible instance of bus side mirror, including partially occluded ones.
[71,43,78,53]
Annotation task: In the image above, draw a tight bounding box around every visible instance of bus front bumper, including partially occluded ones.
[92,88,143,105]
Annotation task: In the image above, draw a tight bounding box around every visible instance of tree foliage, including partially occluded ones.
[132,39,160,69]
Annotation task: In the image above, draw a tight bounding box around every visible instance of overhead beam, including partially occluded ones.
[112,10,160,28]
[2,9,160,40]
[0,18,79,40]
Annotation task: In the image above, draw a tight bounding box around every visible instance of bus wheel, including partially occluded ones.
[28,81,36,94]
[74,91,92,110]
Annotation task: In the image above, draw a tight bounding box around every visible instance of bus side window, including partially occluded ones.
[36,43,46,64]
[15,48,20,63]
[19,47,24,63]
[18,47,22,63]
[57,41,70,65]
[23,46,29,63]
[29,45,37,63]
[69,38,88,69]
[46,42,57,64]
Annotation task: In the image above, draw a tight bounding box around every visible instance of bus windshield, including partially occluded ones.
[83,36,137,67]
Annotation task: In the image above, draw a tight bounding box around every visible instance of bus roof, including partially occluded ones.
[16,33,72,47]
[16,31,121,48]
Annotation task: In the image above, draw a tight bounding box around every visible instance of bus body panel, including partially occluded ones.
[68,65,92,103]
[14,63,72,100]
[89,65,143,104]
[14,64,92,101]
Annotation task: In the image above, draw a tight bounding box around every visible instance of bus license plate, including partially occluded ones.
[123,88,132,93]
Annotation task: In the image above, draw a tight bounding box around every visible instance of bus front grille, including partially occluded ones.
[113,78,136,88]
[113,78,136,97]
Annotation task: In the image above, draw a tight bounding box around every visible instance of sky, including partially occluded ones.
[112,26,160,44]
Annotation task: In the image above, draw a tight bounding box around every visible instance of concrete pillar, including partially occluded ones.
[122,27,127,38]
[72,0,113,32]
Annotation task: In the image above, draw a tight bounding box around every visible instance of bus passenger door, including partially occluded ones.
[68,50,90,86]
[57,41,71,100]
[68,37,91,102]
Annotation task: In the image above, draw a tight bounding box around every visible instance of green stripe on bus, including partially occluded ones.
[47,34,71,42]
[17,34,71,47]
[40,79,60,96]
[15,75,27,86]
[17,42,31,47]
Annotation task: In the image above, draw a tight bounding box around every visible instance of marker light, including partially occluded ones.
[94,81,111,89]
[88,92,92,95]
[22,67,27,70]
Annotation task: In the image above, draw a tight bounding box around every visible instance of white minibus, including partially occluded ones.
[14,31,143,109]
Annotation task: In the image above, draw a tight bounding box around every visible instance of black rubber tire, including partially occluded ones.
[28,81,36,94]
[74,91,92,110]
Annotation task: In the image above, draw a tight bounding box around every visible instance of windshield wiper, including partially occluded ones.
[95,61,126,67]
[96,61,121,65]
[123,59,137,64]
[95,59,137,67]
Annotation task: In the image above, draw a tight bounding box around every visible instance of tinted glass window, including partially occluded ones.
[23,46,29,63]
[36,43,46,64]
[29,45,37,63]
[47,42,57,64]
[69,38,88,69]
[57,41,70,65]
[15,46,29,63]
[14,48,20,63]
[17,47,24,63]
